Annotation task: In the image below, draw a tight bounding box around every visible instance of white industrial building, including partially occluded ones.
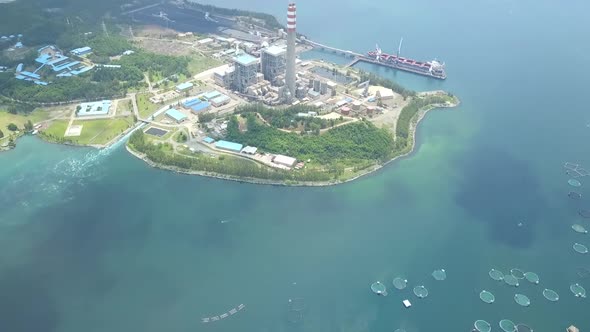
[272,154,297,168]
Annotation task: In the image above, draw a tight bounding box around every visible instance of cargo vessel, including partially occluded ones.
[364,40,446,80]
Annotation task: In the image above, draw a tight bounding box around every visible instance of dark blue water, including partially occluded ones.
[1,0,590,331]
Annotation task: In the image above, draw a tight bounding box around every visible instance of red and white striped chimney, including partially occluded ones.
[287,3,296,33]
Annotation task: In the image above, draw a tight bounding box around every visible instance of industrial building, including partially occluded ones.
[202,90,222,101]
[176,82,194,92]
[273,154,297,168]
[77,100,111,117]
[214,66,235,88]
[70,46,92,56]
[165,108,188,123]
[261,45,286,84]
[232,53,259,93]
[210,95,230,107]
[215,140,243,152]
[189,101,211,114]
[242,146,258,155]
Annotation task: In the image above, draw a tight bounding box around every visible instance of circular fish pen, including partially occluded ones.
[511,268,525,279]
[572,224,588,234]
[499,319,516,332]
[432,269,447,281]
[489,268,505,281]
[514,294,531,307]
[570,283,586,298]
[371,281,387,296]
[579,209,590,218]
[474,320,492,332]
[524,272,540,284]
[577,267,590,279]
[413,285,429,299]
[504,274,520,287]
[568,191,582,199]
[542,289,559,302]
[516,324,534,332]
[392,277,408,290]
[573,243,589,254]
[568,179,582,187]
[479,290,495,304]
[287,309,303,324]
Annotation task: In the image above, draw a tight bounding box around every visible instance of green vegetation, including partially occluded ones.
[136,93,159,119]
[0,108,49,131]
[70,117,134,145]
[129,130,332,182]
[39,119,69,143]
[396,95,449,139]
[358,71,416,99]
[0,129,3,139]
[175,131,188,143]
[7,123,18,131]
[235,103,344,133]
[40,117,134,145]
[183,1,283,30]
[228,105,395,165]
[188,56,222,75]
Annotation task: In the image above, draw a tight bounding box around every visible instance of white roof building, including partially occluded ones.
[242,146,258,154]
[198,38,214,45]
[273,154,296,167]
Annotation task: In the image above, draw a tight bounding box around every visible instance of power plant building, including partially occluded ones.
[232,53,259,93]
[261,45,286,84]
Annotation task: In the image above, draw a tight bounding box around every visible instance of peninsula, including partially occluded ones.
[0,0,459,186]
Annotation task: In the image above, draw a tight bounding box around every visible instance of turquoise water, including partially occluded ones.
[2,0,590,331]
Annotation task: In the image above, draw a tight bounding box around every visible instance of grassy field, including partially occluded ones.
[116,99,133,115]
[188,55,222,75]
[0,109,51,132]
[42,119,70,139]
[70,116,135,145]
[136,94,160,119]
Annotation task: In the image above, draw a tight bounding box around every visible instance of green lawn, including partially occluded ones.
[136,94,160,119]
[188,55,222,75]
[116,99,133,115]
[71,116,135,145]
[42,119,70,139]
[0,109,51,132]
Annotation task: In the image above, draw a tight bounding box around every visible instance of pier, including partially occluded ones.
[303,39,362,58]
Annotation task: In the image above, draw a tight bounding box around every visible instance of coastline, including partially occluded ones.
[124,98,460,187]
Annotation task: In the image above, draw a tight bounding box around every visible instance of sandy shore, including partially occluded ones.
[125,98,460,187]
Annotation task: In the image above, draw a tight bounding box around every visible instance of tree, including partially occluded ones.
[24,120,33,131]
[7,123,18,131]
[0,129,3,138]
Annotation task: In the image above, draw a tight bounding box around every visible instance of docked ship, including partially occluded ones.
[364,39,446,79]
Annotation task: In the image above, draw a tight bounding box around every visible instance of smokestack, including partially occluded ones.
[285,3,297,100]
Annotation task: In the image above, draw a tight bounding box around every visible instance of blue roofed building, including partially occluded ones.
[14,42,23,48]
[203,137,215,144]
[190,101,211,114]
[77,101,111,117]
[215,140,243,152]
[71,46,92,56]
[176,82,194,92]
[165,108,188,123]
[183,98,201,108]
[202,90,222,101]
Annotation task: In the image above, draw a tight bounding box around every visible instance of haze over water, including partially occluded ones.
[2,0,590,331]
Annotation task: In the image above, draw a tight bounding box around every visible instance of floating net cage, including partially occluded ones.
[413,285,429,299]
[371,281,387,296]
[288,298,305,311]
[511,268,525,280]
[516,324,534,332]
[393,277,408,290]
[565,162,590,178]
[394,329,407,332]
[568,191,582,199]
[479,290,495,304]
[474,320,492,332]
[568,179,582,187]
[577,267,590,279]
[499,319,516,332]
[287,309,303,324]
[504,274,520,287]
[542,289,559,302]
[489,269,505,281]
[572,224,588,234]
[570,283,587,298]
[579,209,590,218]
[573,243,589,254]
[524,272,540,284]
[432,269,447,281]
[514,294,531,307]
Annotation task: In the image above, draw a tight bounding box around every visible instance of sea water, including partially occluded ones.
[1,0,590,331]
